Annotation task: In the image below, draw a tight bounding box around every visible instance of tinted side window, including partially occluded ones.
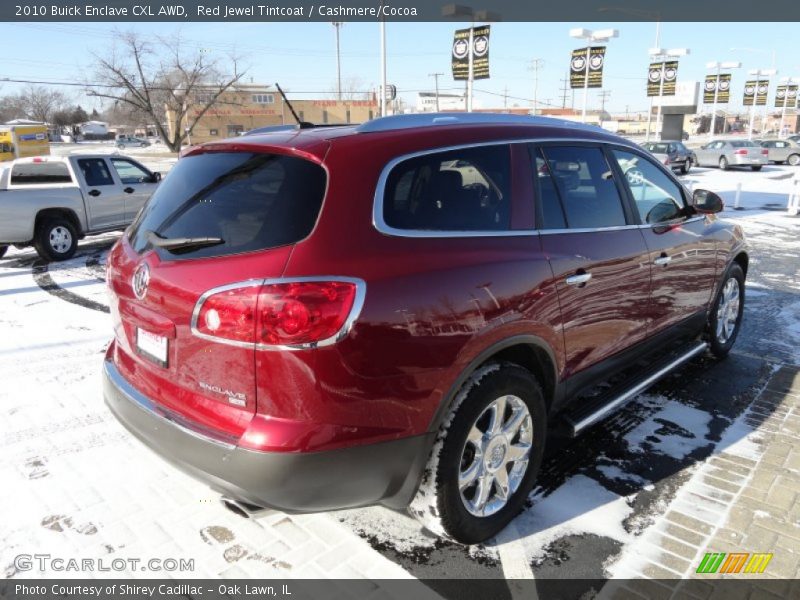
[383,145,511,231]
[128,152,326,260]
[78,158,115,186]
[540,146,627,229]
[612,149,686,224]
[530,147,566,229]
[10,162,72,185]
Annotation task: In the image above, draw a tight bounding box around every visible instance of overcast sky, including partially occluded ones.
[2,21,798,114]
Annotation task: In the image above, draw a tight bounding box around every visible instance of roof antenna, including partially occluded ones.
[275,83,313,128]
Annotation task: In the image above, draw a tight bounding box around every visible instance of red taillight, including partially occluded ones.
[195,285,259,344]
[761,149,769,156]
[258,281,357,346]
[194,280,360,348]
[734,149,748,155]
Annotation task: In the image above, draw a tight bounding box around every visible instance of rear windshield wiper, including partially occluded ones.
[147,231,224,253]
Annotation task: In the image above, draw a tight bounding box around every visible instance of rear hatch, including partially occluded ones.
[107,149,327,438]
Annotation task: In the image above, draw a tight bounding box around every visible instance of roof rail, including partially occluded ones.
[355,112,604,134]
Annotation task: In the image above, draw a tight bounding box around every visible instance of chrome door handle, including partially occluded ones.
[565,273,592,286]
[654,255,672,266]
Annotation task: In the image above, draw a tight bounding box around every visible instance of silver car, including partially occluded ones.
[694,140,768,171]
[759,140,800,166]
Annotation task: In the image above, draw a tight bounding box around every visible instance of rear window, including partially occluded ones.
[10,161,72,185]
[644,143,669,154]
[382,145,512,231]
[730,141,756,148]
[128,152,326,259]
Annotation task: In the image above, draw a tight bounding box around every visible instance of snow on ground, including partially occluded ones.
[0,162,798,582]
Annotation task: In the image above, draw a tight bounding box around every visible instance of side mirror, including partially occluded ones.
[692,189,723,214]
[151,172,162,183]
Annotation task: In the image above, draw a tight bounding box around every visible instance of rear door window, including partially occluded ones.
[538,145,628,229]
[10,161,72,185]
[128,152,326,259]
[383,144,511,231]
[77,158,115,187]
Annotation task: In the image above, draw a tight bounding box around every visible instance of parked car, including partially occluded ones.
[0,155,161,260]
[693,140,768,171]
[641,140,697,174]
[116,135,151,149]
[787,134,800,144]
[103,113,747,544]
[758,140,800,166]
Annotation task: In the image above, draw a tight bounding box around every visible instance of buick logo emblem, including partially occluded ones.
[132,263,150,300]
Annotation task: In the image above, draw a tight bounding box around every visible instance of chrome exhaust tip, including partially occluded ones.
[220,496,272,519]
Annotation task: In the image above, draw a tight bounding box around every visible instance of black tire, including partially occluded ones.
[751,166,762,172]
[719,156,729,171]
[788,154,800,167]
[33,218,78,261]
[708,263,745,359]
[0,245,7,259]
[409,363,547,544]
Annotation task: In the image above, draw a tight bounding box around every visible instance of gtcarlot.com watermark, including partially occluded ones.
[14,553,194,573]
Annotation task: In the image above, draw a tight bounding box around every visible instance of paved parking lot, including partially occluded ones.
[1,163,799,590]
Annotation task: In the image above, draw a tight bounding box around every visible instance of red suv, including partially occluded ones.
[104,114,747,543]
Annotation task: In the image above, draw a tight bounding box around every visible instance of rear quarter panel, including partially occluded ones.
[272,130,565,440]
[0,187,87,243]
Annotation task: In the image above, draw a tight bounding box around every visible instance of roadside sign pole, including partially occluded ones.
[709,66,720,141]
[467,26,474,112]
[581,46,590,122]
[656,61,666,140]
[748,74,760,140]
[380,19,387,117]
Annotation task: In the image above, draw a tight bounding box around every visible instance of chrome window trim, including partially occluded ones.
[372,136,647,239]
[537,216,705,235]
[190,276,367,352]
[104,358,237,450]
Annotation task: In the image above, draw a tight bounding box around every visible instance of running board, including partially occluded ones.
[564,341,708,437]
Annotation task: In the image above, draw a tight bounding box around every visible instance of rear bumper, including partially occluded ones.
[732,156,768,166]
[103,356,433,512]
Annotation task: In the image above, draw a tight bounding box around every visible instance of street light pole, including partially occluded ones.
[748,68,777,140]
[380,19,387,117]
[529,58,544,115]
[332,22,343,101]
[569,28,619,124]
[706,61,741,140]
[648,46,689,141]
[778,77,798,139]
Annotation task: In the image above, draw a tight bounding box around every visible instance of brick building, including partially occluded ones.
[170,83,379,145]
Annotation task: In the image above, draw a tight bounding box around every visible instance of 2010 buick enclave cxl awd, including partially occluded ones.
[103,113,747,544]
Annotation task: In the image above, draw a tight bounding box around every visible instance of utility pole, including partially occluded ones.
[559,72,570,108]
[332,22,343,100]
[429,72,443,112]
[503,86,509,109]
[598,90,611,127]
[528,58,544,114]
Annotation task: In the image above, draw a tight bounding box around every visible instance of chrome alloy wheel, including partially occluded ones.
[49,226,73,254]
[716,278,740,344]
[458,394,533,517]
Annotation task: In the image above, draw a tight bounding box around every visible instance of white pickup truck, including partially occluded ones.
[0,155,161,261]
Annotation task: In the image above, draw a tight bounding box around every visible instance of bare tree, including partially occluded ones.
[88,31,246,152]
[0,94,28,123]
[22,85,69,123]
[330,77,371,101]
